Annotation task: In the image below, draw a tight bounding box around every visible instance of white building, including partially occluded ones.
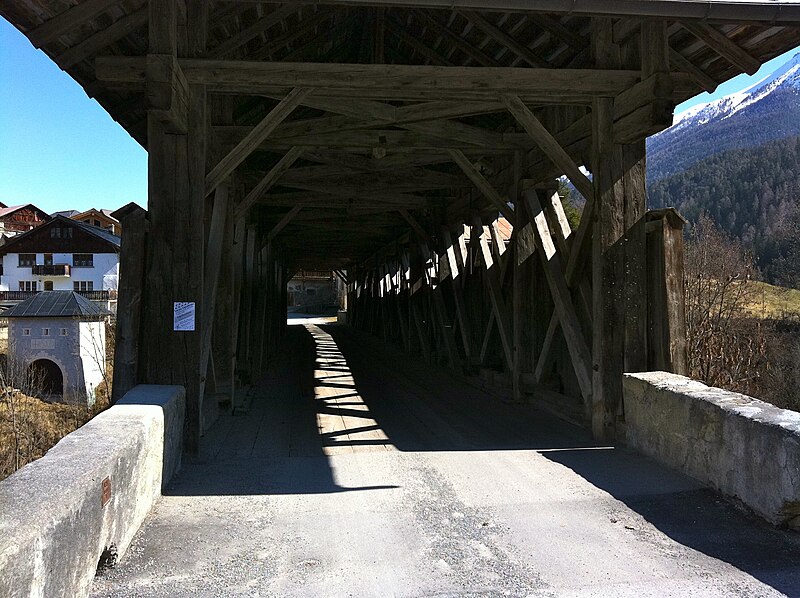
[5,291,111,406]
[0,215,120,309]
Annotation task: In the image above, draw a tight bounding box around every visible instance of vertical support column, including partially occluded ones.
[590,18,668,441]
[140,0,206,452]
[646,209,688,375]
[591,18,625,442]
[110,203,148,404]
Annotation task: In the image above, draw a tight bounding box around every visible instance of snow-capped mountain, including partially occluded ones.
[647,52,800,184]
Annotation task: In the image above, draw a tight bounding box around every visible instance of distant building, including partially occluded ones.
[287,271,338,311]
[0,204,50,235]
[71,208,122,236]
[4,291,110,406]
[0,215,120,311]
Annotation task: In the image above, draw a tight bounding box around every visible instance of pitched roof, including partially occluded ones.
[73,207,120,223]
[52,210,80,218]
[0,215,120,255]
[3,291,110,318]
[67,217,122,247]
[0,204,49,219]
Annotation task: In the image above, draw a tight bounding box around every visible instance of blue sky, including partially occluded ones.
[0,17,797,215]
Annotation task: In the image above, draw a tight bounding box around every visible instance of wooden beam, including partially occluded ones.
[55,7,147,69]
[669,48,718,93]
[449,150,515,222]
[441,226,472,361]
[146,54,189,134]
[459,10,549,68]
[502,95,593,201]
[27,0,119,48]
[267,205,303,241]
[398,209,430,242]
[472,216,514,371]
[199,183,230,404]
[524,190,593,402]
[205,87,311,194]
[680,21,761,75]
[235,146,303,219]
[96,57,644,97]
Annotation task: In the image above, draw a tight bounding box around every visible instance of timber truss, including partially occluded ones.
[2,0,798,449]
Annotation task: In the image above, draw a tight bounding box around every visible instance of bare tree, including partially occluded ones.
[684,214,769,395]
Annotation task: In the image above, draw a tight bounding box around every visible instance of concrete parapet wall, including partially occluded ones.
[0,384,185,598]
[624,372,800,529]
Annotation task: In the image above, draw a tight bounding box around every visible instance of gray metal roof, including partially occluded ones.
[61,217,121,247]
[3,291,110,318]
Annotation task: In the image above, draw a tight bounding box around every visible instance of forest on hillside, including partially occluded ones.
[646,88,800,183]
[648,135,800,288]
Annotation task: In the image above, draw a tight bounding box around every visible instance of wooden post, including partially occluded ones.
[139,0,206,453]
[110,202,147,404]
[646,209,688,375]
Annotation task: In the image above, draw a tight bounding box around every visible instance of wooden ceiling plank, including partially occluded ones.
[386,19,455,65]
[245,8,336,61]
[459,10,550,68]
[412,9,501,67]
[56,6,147,69]
[27,0,121,48]
[681,21,761,75]
[208,3,298,58]
[526,13,586,50]
[206,86,311,194]
[502,95,593,200]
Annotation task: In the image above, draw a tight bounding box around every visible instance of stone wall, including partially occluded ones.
[0,384,185,598]
[624,372,800,529]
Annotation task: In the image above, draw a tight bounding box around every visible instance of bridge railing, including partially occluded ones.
[0,385,185,598]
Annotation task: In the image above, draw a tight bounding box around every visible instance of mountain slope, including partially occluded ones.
[648,135,800,286]
[647,52,800,184]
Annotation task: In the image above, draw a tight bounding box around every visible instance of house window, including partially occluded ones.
[73,254,93,267]
[22,328,30,336]
[18,254,35,267]
[44,281,53,291]
[74,281,93,292]
[44,254,53,266]
[19,281,36,291]
[52,227,72,238]
[60,328,68,336]
[42,328,50,336]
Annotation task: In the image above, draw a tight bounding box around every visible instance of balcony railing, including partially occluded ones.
[0,290,113,301]
[31,264,70,276]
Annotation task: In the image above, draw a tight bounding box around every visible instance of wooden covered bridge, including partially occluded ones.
[3,0,799,454]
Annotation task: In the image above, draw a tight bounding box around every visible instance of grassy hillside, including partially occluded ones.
[744,280,800,319]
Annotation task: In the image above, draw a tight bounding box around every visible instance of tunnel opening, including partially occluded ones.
[27,359,64,397]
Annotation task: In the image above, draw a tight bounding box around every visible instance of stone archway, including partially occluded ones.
[28,359,64,395]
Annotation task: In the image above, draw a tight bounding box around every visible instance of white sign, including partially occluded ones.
[173,302,195,331]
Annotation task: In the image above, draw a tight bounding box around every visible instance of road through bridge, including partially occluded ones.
[90,318,800,597]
